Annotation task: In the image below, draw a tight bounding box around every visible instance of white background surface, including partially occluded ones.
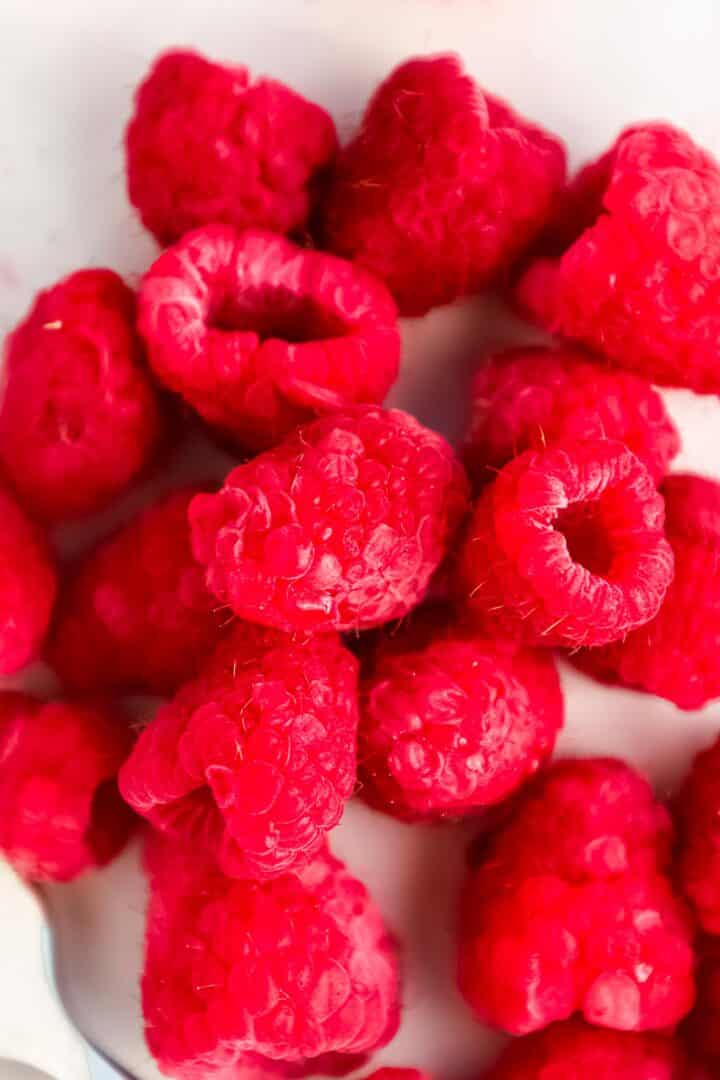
[3,1,720,1077]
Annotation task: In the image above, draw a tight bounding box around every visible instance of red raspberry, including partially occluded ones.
[681,937,720,1073]
[0,485,56,674]
[572,475,720,709]
[358,606,563,821]
[126,49,337,245]
[142,836,400,1077]
[48,489,224,695]
[0,692,134,882]
[362,1071,429,1080]
[322,55,566,316]
[120,623,358,879]
[462,346,680,488]
[676,734,720,934]
[190,407,470,633]
[458,759,696,1035]
[454,439,673,648]
[0,269,162,521]
[138,225,401,452]
[515,124,720,392]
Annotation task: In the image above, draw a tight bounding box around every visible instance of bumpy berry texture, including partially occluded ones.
[322,54,566,315]
[454,439,673,648]
[463,346,680,487]
[572,475,720,710]
[681,938,720,1074]
[358,606,563,821]
[458,759,696,1035]
[0,269,161,521]
[0,485,56,674]
[190,407,470,633]
[143,836,400,1077]
[0,693,134,882]
[676,734,720,934]
[48,489,224,696]
[137,225,400,452]
[126,49,337,245]
[515,123,720,392]
[120,624,358,879]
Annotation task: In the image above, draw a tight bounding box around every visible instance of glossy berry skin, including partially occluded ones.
[677,735,720,935]
[455,439,673,648]
[190,407,470,633]
[516,123,720,393]
[0,269,161,521]
[0,485,56,674]
[126,49,337,245]
[142,836,400,1078]
[120,624,358,879]
[458,759,696,1036]
[358,607,563,821]
[0,693,134,882]
[322,54,566,315]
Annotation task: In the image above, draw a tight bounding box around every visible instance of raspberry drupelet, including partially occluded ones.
[322,54,566,315]
[458,758,696,1036]
[516,123,720,393]
[0,484,56,674]
[190,406,470,633]
[358,606,563,821]
[454,438,673,648]
[137,225,401,452]
[120,623,358,879]
[126,49,338,245]
[142,836,400,1078]
[0,269,162,521]
[676,734,720,935]
[0,693,134,882]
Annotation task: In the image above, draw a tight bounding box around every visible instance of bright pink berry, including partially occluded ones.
[454,439,673,647]
[120,623,358,879]
[0,269,162,521]
[676,734,720,934]
[458,759,696,1035]
[358,606,563,821]
[681,937,720,1074]
[126,49,337,245]
[322,54,566,315]
[137,225,401,451]
[0,693,134,882]
[0,485,56,674]
[190,407,470,633]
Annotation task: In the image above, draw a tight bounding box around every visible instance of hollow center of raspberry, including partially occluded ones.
[208,288,347,343]
[555,502,614,576]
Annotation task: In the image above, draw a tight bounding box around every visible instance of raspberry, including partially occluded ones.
[362,1071,429,1080]
[138,225,401,452]
[515,123,720,392]
[462,346,680,488]
[120,624,358,879]
[681,937,720,1073]
[0,692,134,882]
[358,606,563,821]
[142,836,400,1077]
[0,485,56,674]
[190,407,470,633]
[126,49,337,245]
[321,55,566,316]
[676,734,720,934]
[48,489,224,695]
[458,759,696,1035]
[572,475,720,709]
[454,439,673,648]
[0,269,162,521]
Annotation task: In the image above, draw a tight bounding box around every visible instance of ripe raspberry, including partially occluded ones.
[462,346,680,488]
[48,489,224,696]
[190,407,470,633]
[138,225,401,452]
[142,836,400,1077]
[358,606,563,821]
[126,49,337,245]
[454,439,673,648]
[681,937,720,1073]
[321,54,566,316]
[572,475,720,709]
[515,123,720,392]
[0,485,56,674]
[0,269,162,521]
[0,692,134,882]
[676,734,720,934]
[458,759,696,1035]
[362,1071,429,1080]
[120,624,358,879]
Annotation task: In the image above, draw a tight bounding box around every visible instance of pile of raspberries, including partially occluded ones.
[4,46,720,1079]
